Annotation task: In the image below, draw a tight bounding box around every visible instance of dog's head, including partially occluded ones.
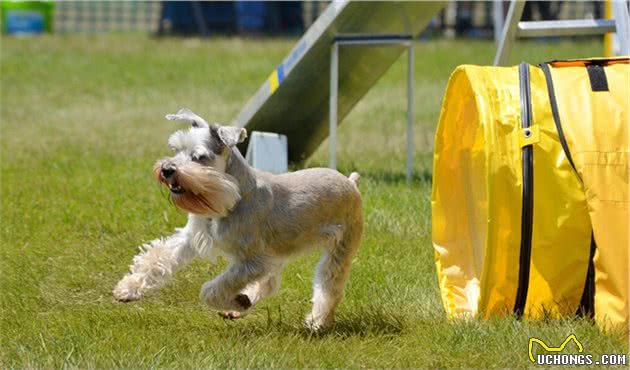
[154,108,246,217]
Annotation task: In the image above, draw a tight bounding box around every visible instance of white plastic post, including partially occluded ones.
[245,131,288,174]
[406,42,414,183]
[329,42,339,169]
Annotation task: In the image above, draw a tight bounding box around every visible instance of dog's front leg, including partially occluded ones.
[200,257,269,313]
[220,262,285,319]
[113,224,197,302]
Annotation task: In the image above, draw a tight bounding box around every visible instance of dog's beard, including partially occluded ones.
[154,161,240,217]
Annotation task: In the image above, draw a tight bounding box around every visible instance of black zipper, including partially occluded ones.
[577,235,596,318]
[514,62,534,317]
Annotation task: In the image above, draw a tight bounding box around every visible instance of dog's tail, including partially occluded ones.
[348,172,361,189]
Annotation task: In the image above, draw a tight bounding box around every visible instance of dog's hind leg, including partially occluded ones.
[113,219,202,302]
[306,224,362,330]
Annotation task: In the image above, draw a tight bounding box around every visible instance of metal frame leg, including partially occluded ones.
[406,43,414,183]
[329,42,338,169]
[493,1,505,43]
[493,0,526,66]
[612,0,630,55]
[329,35,416,182]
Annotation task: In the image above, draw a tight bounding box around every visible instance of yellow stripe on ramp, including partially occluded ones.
[268,70,279,93]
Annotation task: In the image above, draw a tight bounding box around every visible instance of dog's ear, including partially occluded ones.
[165,108,209,128]
[217,126,247,147]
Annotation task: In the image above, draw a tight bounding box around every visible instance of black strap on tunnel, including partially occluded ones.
[540,63,576,171]
[586,64,609,92]
[513,62,534,318]
[540,61,597,319]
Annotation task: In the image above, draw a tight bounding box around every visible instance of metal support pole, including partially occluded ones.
[493,0,526,66]
[406,42,414,183]
[495,0,626,64]
[493,1,505,43]
[329,42,338,169]
[328,34,415,179]
[612,0,630,55]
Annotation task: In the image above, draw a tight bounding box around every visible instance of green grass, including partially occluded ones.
[1,34,626,368]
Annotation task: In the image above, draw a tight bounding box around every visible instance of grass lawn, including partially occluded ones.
[1,34,626,368]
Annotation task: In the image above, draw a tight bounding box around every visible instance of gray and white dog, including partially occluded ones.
[113,108,363,330]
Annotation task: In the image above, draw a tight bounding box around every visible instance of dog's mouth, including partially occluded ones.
[154,161,187,195]
[168,182,185,194]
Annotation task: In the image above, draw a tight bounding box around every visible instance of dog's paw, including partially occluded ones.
[113,274,144,302]
[304,313,333,332]
[219,311,244,320]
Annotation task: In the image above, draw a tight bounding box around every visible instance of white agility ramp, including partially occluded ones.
[234,1,445,165]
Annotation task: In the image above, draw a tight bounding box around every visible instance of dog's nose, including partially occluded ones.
[161,165,176,179]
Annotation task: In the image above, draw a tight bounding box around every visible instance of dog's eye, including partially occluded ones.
[193,154,209,162]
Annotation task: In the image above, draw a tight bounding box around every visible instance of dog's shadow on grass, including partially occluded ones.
[221,306,405,339]
[309,311,405,339]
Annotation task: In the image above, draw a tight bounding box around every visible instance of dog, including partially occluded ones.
[113,108,363,330]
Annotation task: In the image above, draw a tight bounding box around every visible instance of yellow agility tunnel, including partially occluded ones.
[432,57,629,332]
